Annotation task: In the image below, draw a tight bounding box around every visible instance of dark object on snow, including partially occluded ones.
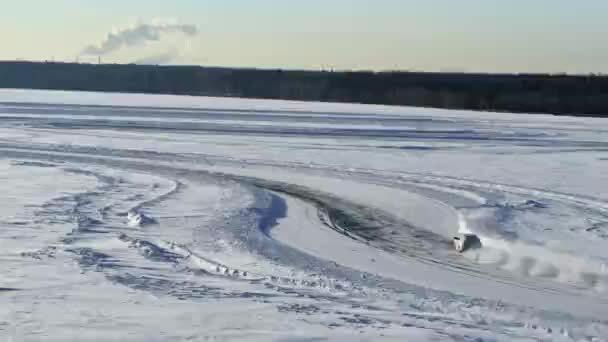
[453,234,482,253]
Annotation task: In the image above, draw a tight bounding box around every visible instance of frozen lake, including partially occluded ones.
[1,89,607,341]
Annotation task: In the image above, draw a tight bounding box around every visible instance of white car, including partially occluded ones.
[453,234,481,253]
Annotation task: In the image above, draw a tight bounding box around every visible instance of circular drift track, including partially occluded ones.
[1,89,608,341]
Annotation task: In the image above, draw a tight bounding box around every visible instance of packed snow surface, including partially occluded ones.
[1,89,608,341]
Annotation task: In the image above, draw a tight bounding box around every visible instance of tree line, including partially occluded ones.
[1,61,607,117]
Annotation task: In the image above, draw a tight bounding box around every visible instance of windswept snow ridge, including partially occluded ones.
[1,89,608,341]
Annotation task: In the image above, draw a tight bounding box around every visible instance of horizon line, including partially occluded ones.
[0,59,606,77]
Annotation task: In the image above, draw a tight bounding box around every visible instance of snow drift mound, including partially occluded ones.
[126,210,156,227]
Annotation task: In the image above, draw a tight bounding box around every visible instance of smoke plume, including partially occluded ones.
[81,21,197,56]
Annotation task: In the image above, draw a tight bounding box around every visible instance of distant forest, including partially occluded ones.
[1,61,608,117]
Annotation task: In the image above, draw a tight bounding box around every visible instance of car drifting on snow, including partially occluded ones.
[453,234,482,252]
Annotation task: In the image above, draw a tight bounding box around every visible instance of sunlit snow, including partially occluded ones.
[1,89,607,341]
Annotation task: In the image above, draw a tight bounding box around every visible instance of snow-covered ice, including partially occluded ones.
[1,88,608,341]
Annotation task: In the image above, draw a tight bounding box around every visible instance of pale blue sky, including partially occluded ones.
[2,0,607,73]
